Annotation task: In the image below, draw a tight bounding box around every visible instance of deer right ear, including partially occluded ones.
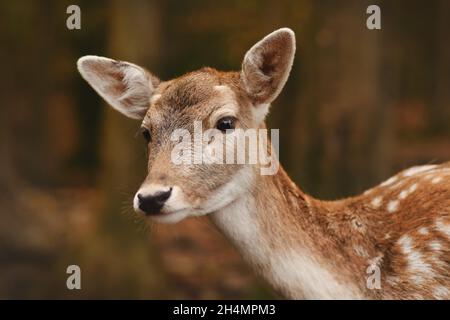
[241,28,296,106]
[77,56,159,120]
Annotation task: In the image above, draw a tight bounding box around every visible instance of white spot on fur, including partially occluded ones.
[387,200,399,213]
[435,217,450,239]
[380,176,397,187]
[390,180,405,190]
[403,165,437,177]
[354,245,369,258]
[432,176,443,184]
[428,240,442,251]
[398,183,418,201]
[418,227,429,235]
[371,196,383,209]
[434,286,450,299]
[408,183,418,193]
[399,190,409,200]
[397,235,433,285]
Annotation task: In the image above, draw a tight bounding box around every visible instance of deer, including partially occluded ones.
[77,28,450,299]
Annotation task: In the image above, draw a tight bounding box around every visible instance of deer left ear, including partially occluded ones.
[77,55,160,120]
[241,28,296,106]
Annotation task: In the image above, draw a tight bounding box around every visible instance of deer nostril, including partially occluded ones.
[137,188,173,215]
[155,187,172,202]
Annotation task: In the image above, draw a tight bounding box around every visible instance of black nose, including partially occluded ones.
[137,188,172,215]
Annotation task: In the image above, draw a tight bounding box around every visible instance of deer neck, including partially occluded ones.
[210,166,366,299]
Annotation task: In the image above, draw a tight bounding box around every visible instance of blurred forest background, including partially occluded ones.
[0,0,449,299]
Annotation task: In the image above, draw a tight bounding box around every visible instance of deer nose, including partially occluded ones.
[137,188,172,215]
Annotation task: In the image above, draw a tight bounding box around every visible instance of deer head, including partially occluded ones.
[77,28,295,223]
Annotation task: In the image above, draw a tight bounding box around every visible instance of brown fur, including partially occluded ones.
[246,162,450,299]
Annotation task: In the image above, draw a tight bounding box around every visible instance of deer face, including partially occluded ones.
[77,28,295,223]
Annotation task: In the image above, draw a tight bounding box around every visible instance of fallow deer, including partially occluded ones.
[77,28,450,299]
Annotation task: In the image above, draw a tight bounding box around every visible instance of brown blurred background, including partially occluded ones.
[0,0,449,299]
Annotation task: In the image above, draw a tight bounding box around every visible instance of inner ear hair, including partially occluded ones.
[241,28,296,105]
[77,55,160,120]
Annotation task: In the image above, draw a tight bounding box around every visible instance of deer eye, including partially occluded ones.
[216,117,236,133]
[141,128,151,143]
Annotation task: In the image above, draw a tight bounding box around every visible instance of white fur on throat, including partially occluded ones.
[211,177,364,299]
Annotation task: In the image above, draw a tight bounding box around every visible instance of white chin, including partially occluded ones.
[148,210,190,224]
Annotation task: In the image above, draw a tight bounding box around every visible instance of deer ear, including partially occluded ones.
[77,55,159,120]
[241,28,296,106]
